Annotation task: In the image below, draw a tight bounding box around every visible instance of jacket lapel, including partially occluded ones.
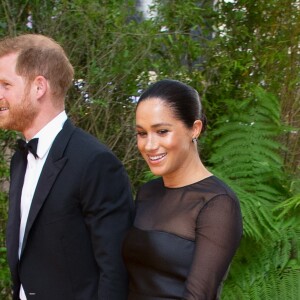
[6,151,27,273]
[20,119,76,256]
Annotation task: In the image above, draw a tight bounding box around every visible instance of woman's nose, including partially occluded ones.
[144,135,158,151]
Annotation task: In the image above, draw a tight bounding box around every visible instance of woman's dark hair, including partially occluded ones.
[137,79,207,133]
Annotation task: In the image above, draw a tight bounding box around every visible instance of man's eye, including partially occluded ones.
[1,82,10,88]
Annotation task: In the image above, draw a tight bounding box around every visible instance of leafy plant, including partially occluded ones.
[208,87,300,299]
[209,87,285,238]
[0,130,15,299]
[0,0,299,299]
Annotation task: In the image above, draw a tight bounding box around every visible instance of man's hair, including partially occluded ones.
[0,34,74,102]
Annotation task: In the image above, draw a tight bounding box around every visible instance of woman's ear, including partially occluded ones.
[192,120,202,139]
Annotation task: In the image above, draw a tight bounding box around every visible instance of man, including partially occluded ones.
[0,34,134,300]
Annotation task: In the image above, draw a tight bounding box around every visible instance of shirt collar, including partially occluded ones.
[32,111,67,159]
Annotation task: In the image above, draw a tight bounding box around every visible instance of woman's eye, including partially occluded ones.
[158,129,168,135]
[136,132,147,137]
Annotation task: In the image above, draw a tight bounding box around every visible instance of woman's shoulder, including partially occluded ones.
[193,175,239,202]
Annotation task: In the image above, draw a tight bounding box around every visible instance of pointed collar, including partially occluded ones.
[31,111,68,159]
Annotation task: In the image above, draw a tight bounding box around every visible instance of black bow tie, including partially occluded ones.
[17,138,39,159]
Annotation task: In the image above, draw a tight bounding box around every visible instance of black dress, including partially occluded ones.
[123,176,243,300]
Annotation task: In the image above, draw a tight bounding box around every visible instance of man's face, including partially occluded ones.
[0,53,38,133]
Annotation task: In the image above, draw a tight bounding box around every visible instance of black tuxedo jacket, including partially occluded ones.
[6,119,134,300]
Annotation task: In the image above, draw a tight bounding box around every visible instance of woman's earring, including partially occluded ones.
[192,137,197,143]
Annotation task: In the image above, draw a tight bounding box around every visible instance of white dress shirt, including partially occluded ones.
[19,111,67,300]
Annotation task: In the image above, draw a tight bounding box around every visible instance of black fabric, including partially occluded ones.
[123,176,243,300]
[7,120,134,300]
[17,138,39,159]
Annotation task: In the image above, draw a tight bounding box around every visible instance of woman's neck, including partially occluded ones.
[163,157,212,188]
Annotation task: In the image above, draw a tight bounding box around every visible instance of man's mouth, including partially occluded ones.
[0,107,8,111]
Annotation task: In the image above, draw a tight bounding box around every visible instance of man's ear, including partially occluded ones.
[33,76,48,99]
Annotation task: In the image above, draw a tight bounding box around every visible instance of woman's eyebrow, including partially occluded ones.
[136,123,173,129]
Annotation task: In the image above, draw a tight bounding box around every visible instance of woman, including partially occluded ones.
[123,79,243,299]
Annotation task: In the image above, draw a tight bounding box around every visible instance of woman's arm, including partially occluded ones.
[183,194,243,300]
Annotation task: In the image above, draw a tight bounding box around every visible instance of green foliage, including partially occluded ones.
[207,87,300,299]
[205,0,300,176]
[0,130,15,298]
[0,0,299,299]
[209,87,285,238]
[203,3,300,296]
[275,193,300,219]
[222,231,300,300]
[0,192,11,299]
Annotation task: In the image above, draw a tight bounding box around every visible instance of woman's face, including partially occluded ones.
[135,97,195,179]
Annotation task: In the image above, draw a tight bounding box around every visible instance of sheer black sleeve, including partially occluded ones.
[183,194,243,300]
